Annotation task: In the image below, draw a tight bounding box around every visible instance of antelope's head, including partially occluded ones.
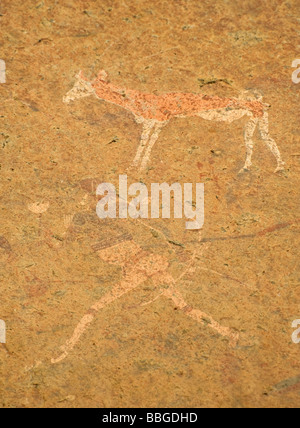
[63,70,94,104]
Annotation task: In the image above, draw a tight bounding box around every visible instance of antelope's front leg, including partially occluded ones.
[239,117,259,174]
[131,120,155,168]
[139,121,167,171]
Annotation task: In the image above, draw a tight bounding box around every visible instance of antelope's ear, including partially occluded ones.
[76,70,88,81]
[97,70,108,81]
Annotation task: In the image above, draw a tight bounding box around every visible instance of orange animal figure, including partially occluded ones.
[63,70,285,173]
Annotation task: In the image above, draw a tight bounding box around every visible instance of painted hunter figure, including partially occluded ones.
[51,212,238,364]
[63,69,285,173]
[49,181,238,364]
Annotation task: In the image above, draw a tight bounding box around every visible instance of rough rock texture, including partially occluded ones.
[0,0,300,408]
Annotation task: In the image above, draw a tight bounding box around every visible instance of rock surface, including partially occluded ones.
[0,0,300,408]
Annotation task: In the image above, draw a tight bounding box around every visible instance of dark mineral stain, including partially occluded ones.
[201,219,300,244]
[272,375,300,393]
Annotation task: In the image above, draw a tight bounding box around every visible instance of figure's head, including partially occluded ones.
[63,70,94,104]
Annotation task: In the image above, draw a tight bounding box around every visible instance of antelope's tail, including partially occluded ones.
[240,89,271,116]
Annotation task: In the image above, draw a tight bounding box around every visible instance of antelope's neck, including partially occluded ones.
[92,81,133,109]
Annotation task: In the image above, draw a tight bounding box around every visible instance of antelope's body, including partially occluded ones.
[64,70,285,173]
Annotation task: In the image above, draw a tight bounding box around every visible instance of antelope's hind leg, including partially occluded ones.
[258,111,285,173]
[239,116,259,174]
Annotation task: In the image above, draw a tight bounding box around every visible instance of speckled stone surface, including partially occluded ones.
[0,0,300,408]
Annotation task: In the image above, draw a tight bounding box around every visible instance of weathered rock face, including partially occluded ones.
[0,0,300,408]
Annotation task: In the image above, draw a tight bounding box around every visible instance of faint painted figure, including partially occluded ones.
[51,231,238,364]
[63,70,285,173]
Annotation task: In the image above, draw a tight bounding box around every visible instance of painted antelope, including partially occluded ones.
[63,70,285,173]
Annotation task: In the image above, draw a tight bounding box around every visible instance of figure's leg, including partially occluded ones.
[239,116,259,173]
[131,120,155,167]
[51,275,146,364]
[51,250,168,364]
[258,111,285,172]
[139,121,167,171]
[161,285,239,347]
